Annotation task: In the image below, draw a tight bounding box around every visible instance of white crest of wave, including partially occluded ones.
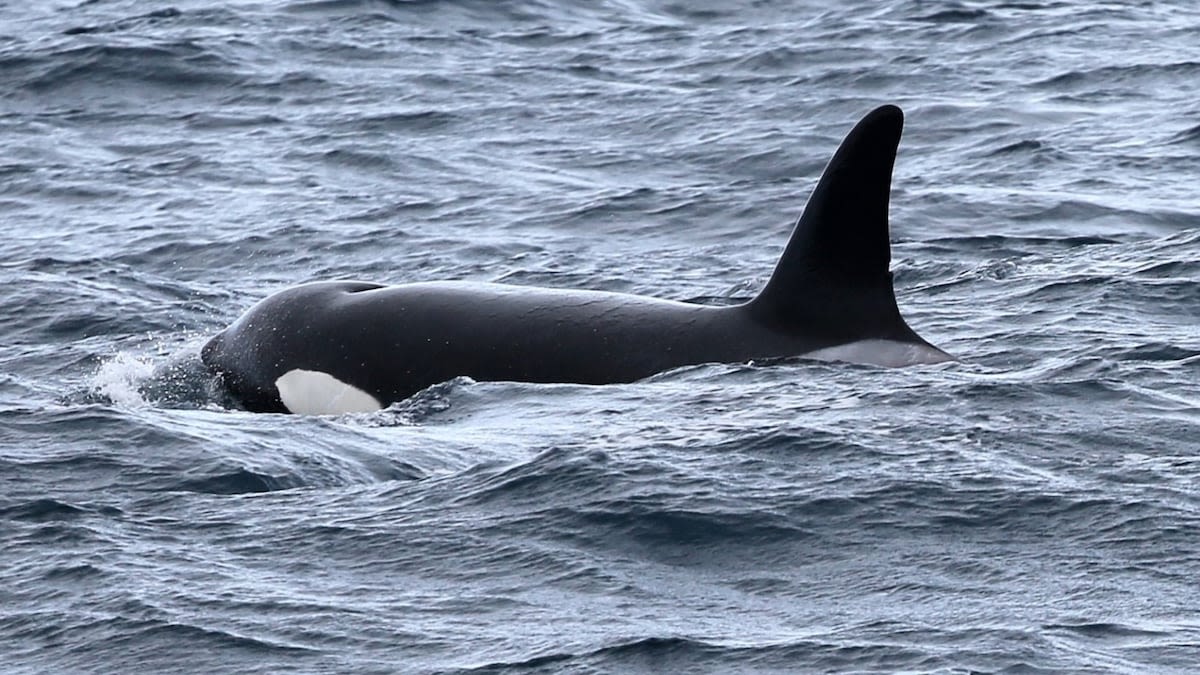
[92,352,156,408]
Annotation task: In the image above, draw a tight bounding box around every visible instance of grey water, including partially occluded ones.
[2,1,1199,672]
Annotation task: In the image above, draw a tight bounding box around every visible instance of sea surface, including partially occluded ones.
[2,1,1199,673]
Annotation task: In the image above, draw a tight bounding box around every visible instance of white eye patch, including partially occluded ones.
[274,369,383,415]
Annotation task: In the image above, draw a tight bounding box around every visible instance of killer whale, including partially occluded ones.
[201,104,952,414]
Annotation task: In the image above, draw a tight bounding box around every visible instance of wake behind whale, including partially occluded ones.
[201,105,952,415]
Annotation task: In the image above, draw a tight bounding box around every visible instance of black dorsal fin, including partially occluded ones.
[749,104,921,343]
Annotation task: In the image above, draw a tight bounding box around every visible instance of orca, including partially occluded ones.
[201,104,952,415]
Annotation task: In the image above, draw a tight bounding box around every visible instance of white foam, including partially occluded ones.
[92,352,156,408]
[274,369,383,415]
[804,339,955,368]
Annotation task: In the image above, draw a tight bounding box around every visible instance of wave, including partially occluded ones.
[1033,61,1200,91]
[0,497,117,522]
[62,8,185,36]
[16,43,243,95]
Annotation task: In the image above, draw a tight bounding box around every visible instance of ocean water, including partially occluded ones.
[2,1,1199,672]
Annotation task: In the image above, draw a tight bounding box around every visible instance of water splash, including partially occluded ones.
[90,341,223,410]
[91,351,156,409]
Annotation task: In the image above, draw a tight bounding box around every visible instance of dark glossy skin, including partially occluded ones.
[202,105,949,413]
[202,280,850,412]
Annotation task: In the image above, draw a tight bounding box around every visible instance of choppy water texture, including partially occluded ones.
[2,1,1199,672]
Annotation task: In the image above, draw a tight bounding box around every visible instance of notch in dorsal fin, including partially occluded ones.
[750,104,924,344]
